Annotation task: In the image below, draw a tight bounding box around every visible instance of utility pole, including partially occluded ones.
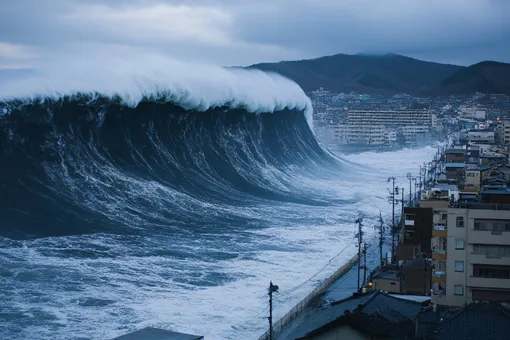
[363,243,367,286]
[355,217,363,291]
[419,166,422,191]
[407,173,412,206]
[379,212,384,267]
[268,281,279,340]
[387,177,398,262]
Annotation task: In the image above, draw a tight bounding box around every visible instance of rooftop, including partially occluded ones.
[445,149,466,155]
[444,162,466,168]
[112,327,203,340]
[296,291,426,339]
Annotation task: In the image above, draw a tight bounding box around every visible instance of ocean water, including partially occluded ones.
[0,64,438,340]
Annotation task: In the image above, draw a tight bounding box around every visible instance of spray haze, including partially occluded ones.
[0,52,313,126]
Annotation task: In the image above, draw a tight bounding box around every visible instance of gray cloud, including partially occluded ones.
[0,0,508,69]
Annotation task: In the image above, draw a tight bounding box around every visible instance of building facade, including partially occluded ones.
[431,205,510,306]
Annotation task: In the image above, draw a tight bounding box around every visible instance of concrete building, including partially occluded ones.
[445,149,466,163]
[432,205,510,306]
[347,109,432,128]
[400,207,433,258]
[466,130,495,144]
[429,186,510,307]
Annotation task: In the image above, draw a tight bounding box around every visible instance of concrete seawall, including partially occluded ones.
[258,253,359,340]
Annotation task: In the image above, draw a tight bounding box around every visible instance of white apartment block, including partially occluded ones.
[324,124,385,146]
[431,205,510,306]
[466,130,495,144]
[347,110,432,128]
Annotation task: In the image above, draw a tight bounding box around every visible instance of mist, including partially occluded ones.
[0,51,312,125]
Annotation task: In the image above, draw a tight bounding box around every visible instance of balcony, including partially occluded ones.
[432,225,447,237]
[432,249,446,261]
[432,270,446,283]
[470,252,510,266]
[467,276,510,290]
[470,230,510,246]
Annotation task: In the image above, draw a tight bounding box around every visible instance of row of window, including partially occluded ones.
[453,262,510,279]
[474,220,510,232]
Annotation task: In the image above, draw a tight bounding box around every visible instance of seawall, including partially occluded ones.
[258,253,359,340]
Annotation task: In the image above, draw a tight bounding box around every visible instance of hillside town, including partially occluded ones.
[310,88,510,153]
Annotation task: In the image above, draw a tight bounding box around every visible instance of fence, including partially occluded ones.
[258,253,358,340]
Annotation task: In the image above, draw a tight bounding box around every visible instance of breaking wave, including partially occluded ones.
[0,63,343,240]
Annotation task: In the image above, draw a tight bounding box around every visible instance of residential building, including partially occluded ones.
[400,207,433,258]
[466,130,495,144]
[113,327,204,340]
[293,291,427,340]
[347,109,432,128]
[464,164,486,193]
[445,149,466,163]
[431,191,510,307]
[444,162,465,181]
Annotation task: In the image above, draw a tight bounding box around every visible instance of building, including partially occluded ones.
[113,327,204,340]
[400,207,433,258]
[444,163,465,181]
[293,291,427,340]
[465,130,495,144]
[431,196,510,307]
[347,109,432,128]
[323,124,385,146]
[445,149,466,163]
[464,164,487,193]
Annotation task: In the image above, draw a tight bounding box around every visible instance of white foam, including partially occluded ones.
[0,53,313,126]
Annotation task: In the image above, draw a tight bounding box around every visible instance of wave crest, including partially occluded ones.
[0,56,313,126]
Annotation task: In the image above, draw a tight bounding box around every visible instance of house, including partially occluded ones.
[371,265,402,293]
[445,149,466,163]
[295,291,427,340]
[444,163,465,181]
[113,327,204,340]
[427,302,510,340]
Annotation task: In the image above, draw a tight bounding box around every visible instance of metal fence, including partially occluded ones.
[258,254,358,340]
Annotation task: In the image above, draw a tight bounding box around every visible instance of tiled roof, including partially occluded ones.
[444,162,466,168]
[113,327,203,340]
[296,291,425,339]
[429,303,510,340]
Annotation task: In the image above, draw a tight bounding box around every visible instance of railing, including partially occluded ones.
[453,203,510,211]
[258,254,358,340]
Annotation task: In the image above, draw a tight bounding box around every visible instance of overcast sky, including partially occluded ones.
[0,0,508,69]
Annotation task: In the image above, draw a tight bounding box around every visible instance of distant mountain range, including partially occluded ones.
[248,54,510,96]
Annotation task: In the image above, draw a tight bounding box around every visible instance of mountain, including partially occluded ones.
[248,53,463,95]
[424,61,510,96]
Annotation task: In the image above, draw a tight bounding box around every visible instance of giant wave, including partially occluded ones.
[0,58,361,340]
[0,60,340,240]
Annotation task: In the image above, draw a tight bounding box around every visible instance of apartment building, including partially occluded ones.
[323,124,385,146]
[347,110,432,128]
[431,199,510,306]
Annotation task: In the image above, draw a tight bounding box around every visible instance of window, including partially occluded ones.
[456,216,464,228]
[473,264,510,279]
[455,261,464,272]
[455,239,465,250]
[454,285,464,296]
[441,213,448,220]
